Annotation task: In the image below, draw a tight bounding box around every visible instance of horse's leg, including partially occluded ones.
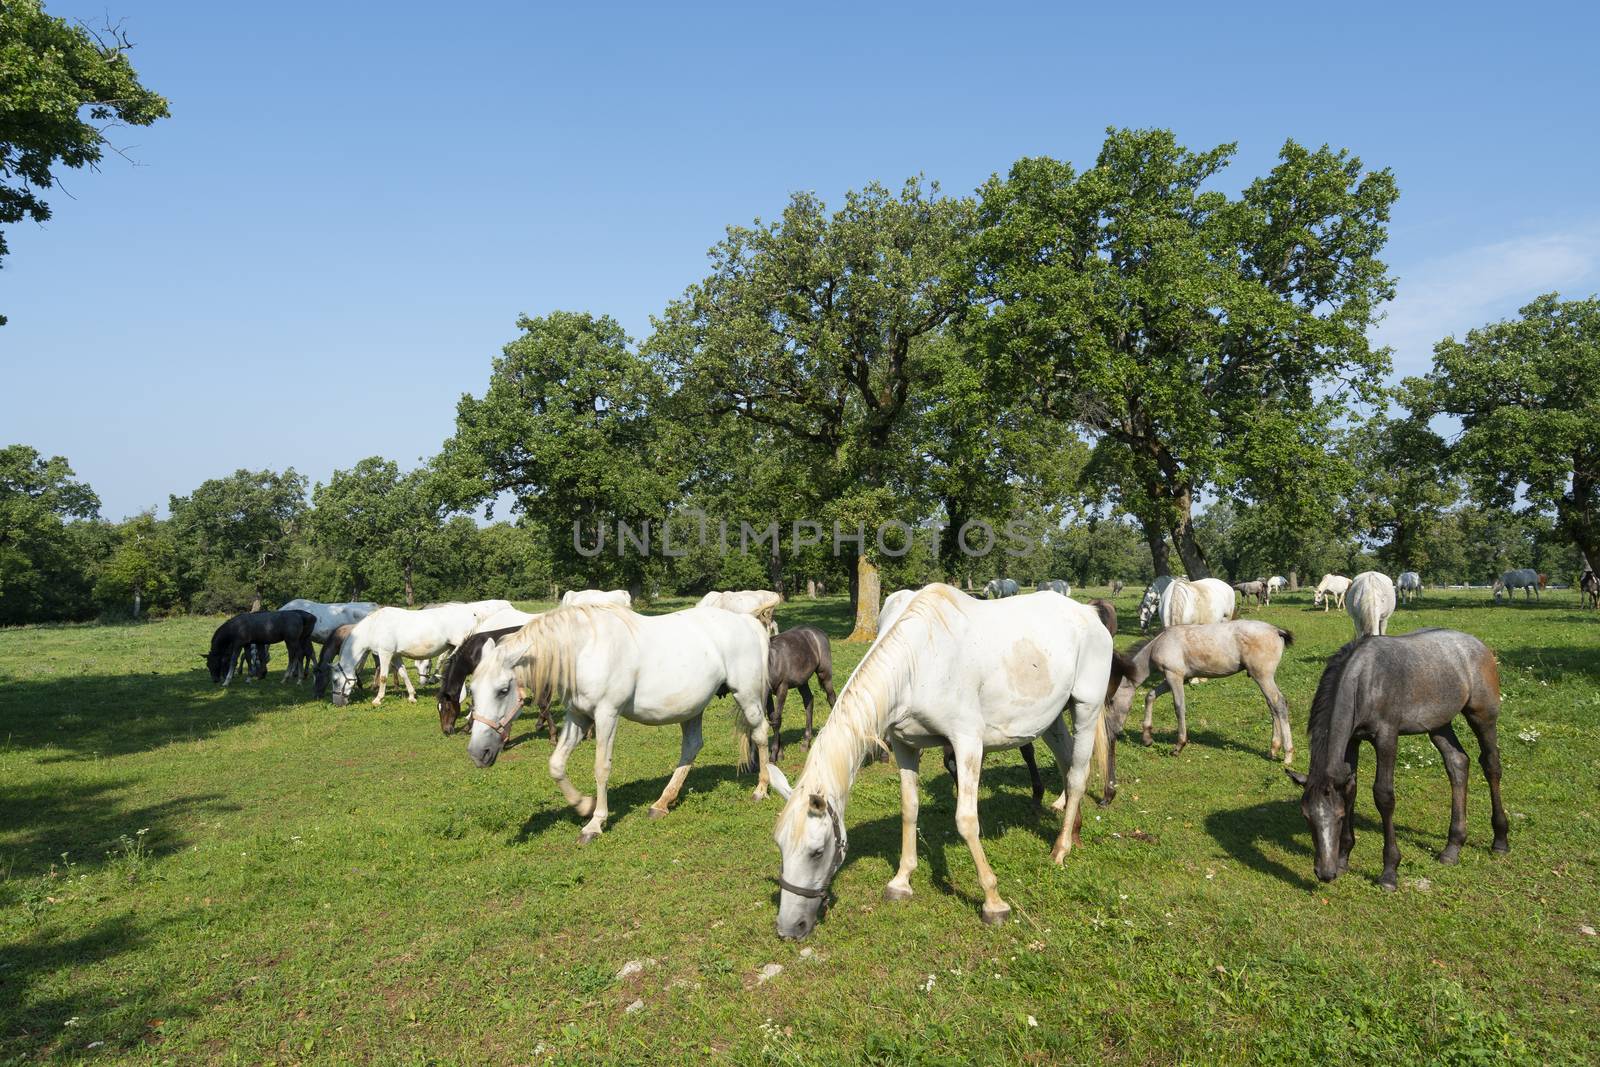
[398,656,418,703]
[735,689,772,800]
[1166,670,1189,755]
[648,714,704,819]
[949,737,1009,924]
[1464,708,1510,854]
[1141,681,1169,746]
[1019,742,1044,808]
[1372,735,1401,890]
[1049,699,1101,864]
[1254,668,1293,764]
[1338,739,1360,873]
[797,680,814,753]
[1429,724,1471,864]
[1039,717,1074,812]
[763,682,789,768]
[578,707,620,844]
[547,711,593,817]
[884,738,920,902]
[371,650,390,705]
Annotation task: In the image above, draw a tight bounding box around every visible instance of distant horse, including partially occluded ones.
[1105,621,1295,795]
[1137,575,1179,631]
[760,626,838,763]
[312,622,421,699]
[1396,571,1422,605]
[982,577,1021,599]
[1581,569,1599,609]
[1035,579,1071,596]
[1313,574,1352,611]
[765,585,1128,937]
[1347,572,1396,637]
[436,623,556,738]
[279,599,377,643]
[464,604,773,843]
[204,610,316,685]
[1109,578,1125,595]
[329,606,470,706]
[1233,579,1268,605]
[1160,577,1235,628]
[1491,568,1541,602]
[561,589,631,608]
[472,606,536,633]
[698,589,782,633]
[1286,629,1508,890]
[1267,576,1287,595]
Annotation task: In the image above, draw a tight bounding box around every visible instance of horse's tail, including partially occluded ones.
[1093,704,1109,790]
[1276,627,1295,648]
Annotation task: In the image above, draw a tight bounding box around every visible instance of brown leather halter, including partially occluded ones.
[776,797,847,906]
[470,683,524,743]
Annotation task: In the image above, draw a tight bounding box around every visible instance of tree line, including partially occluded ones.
[3,129,1596,629]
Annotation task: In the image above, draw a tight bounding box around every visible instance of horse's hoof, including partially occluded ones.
[883,884,913,903]
[980,903,1012,926]
[1097,793,1115,808]
[1379,874,1398,892]
[752,787,769,801]
[1141,732,1154,747]
[1435,847,1461,865]
[647,806,668,820]
[1492,840,1510,855]
[1170,742,1187,756]
[575,797,595,818]
[577,830,600,846]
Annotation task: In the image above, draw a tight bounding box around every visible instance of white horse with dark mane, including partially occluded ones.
[1347,571,1396,637]
[464,604,773,843]
[766,584,1125,938]
[1159,577,1235,628]
[1137,574,1180,631]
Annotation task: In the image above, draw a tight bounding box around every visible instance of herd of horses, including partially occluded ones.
[196,566,1570,938]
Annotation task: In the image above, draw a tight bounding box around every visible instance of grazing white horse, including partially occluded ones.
[1159,577,1235,628]
[766,584,1120,938]
[1137,574,1180,631]
[1267,576,1287,595]
[464,604,773,843]
[698,589,782,633]
[1491,568,1541,602]
[472,606,536,633]
[1312,574,1352,611]
[1347,571,1396,637]
[561,589,631,608]
[279,599,377,643]
[330,606,464,706]
[1396,571,1422,605]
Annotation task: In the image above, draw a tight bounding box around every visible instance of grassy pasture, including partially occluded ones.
[2,590,1598,1064]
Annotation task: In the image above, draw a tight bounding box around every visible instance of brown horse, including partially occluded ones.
[1102,620,1294,804]
[758,625,838,764]
[436,625,557,739]
[1287,629,1508,890]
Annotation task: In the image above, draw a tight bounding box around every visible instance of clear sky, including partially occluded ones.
[4,0,1597,519]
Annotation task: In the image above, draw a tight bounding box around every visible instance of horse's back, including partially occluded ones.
[1345,629,1495,722]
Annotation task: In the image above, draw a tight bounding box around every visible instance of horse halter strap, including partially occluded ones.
[776,798,847,904]
[470,682,525,742]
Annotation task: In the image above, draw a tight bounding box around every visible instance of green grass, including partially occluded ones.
[2,591,1597,1064]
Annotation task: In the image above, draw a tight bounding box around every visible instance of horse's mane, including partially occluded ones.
[1307,638,1365,774]
[493,605,635,705]
[776,584,964,845]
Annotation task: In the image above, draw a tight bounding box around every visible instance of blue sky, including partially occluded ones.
[4,0,1598,519]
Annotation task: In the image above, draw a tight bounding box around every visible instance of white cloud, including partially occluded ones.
[1374,224,1600,379]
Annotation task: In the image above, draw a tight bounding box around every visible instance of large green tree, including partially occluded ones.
[1342,412,1457,573]
[94,510,178,617]
[0,442,100,622]
[440,311,679,595]
[311,457,406,601]
[650,179,979,639]
[1406,293,1600,572]
[169,469,307,611]
[0,0,168,324]
[973,129,1397,579]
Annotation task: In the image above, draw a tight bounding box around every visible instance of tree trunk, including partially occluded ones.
[845,554,882,643]
[404,563,415,607]
[1288,569,1299,591]
[768,538,785,599]
[250,590,262,612]
[1141,517,1173,577]
[132,588,141,619]
[1169,487,1211,579]
[806,578,817,599]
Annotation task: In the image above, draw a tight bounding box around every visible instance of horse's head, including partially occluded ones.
[1491,579,1505,601]
[1137,591,1158,631]
[1286,765,1350,882]
[203,649,227,683]
[772,783,845,941]
[465,639,521,768]
[437,684,461,736]
[328,656,360,706]
[1105,675,1137,737]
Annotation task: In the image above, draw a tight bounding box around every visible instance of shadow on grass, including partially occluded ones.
[1204,798,1319,890]
[511,762,751,843]
[0,912,198,1061]
[1497,644,1600,684]
[0,668,318,761]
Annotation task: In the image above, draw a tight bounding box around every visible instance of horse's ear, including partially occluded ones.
[767,765,793,801]
[807,792,827,816]
[1283,767,1308,787]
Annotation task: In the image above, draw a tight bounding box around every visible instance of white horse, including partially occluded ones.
[561,589,631,608]
[1159,577,1235,628]
[1267,576,1287,595]
[330,606,467,706]
[766,584,1121,938]
[698,589,782,633]
[1137,574,1180,631]
[279,599,377,643]
[1312,574,1352,611]
[465,604,773,843]
[472,605,536,633]
[1396,571,1422,605]
[1347,571,1396,637]
[1492,568,1542,602]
